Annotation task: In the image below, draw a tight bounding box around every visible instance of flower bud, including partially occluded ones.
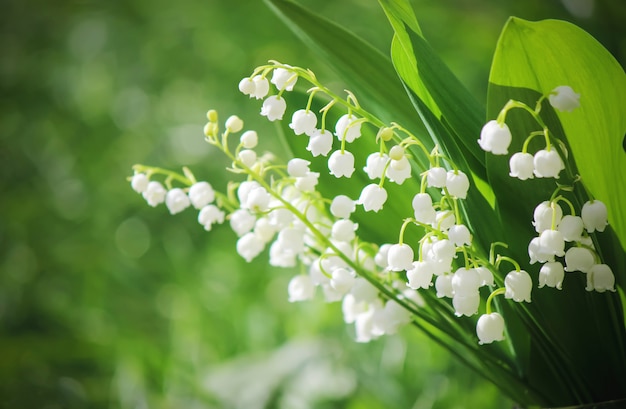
[225,115,244,132]
[240,130,258,149]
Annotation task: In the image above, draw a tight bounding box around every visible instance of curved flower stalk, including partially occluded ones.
[129,62,617,405]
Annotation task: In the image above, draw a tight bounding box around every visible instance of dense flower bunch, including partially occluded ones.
[130,63,614,346]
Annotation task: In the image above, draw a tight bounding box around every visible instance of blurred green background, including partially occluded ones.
[1,0,624,408]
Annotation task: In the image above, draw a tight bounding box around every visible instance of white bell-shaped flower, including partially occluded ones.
[478,120,512,155]
[236,232,265,262]
[295,172,319,192]
[538,261,565,290]
[246,186,271,213]
[331,219,358,242]
[406,261,434,289]
[271,67,297,91]
[431,239,456,263]
[549,85,580,112]
[533,201,563,233]
[357,184,387,212]
[451,267,480,296]
[287,158,311,177]
[142,181,167,207]
[533,149,564,178]
[225,115,244,133]
[355,307,379,343]
[189,181,215,209]
[528,236,555,264]
[330,195,355,219]
[509,152,535,180]
[240,130,258,149]
[538,229,565,257]
[476,266,494,287]
[165,188,191,215]
[277,227,305,254]
[476,312,505,345]
[448,224,471,247]
[287,275,315,302]
[330,267,356,294]
[558,215,584,242]
[238,77,255,96]
[435,274,454,298]
[387,243,414,272]
[328,150,355,178]
[363,152,389,180]
[586,264,616,293]
[453,293,480,317]
[289,109,317,136]
[335,114,362,143]
[131,173,149,193]
[412,193,436,224]
[198,205,225,231]
[374,243,392,268]
[306,129,333,157]
[426,166,447,188]
[342,294,366,324]
[269,240,297,268]
[581,200,608,233]
[351,278,378,303]
[386,156,411,185]
[446,170,469,199]
[321,283,344,303]
[504,270,532,302]
[373,299,411,335]
[253,217,276,243]
[230,209,256,236]
[237,149,257,168]
[564,247,595,273]
[260,95,287,121]
[251,75,270,99]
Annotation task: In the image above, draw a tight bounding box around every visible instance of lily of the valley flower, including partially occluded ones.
[271,67,297,91]
[165,188,191,215]
[260,95,287,121]
[307,129,334,157]
[478,120,512,155]
[289,109,317,136]
[564,247,595,273]
[586,264,616,293]
[198,205,225,231]
[509,152,534,180]
[549,85,580,112]
[558,215,584,242]
[538,261,565,289]
[357,184,388,212]
[446,170,470,199]
[476,313,505,345]
[533,149,564,178]
[426,166,447,188]
[387,243,414,272]
[131,173,149,193]
[504,270,532,302]
[581,200,608,233]
[188,181,215,209]
[328,150,356,178]
[363,152,389,180]
[335,113,362,143]
[236,232,265,262]
[406,261,434,289]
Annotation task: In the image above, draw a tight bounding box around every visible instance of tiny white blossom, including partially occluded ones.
[533,201,563,233]
[446,170,469,199]
[198,205,225,231]
[288,275,315,302]
[237,181,261,208]
[295,172,319,192]
[260,96,287,121]
[289,109,317,136]
[331,219,358,242]
[387,243,414,272]
[240,130,258,149]
[328,150,355,178]
[251,75,270,99]
[238,77,255,96]
[581,200,608,233]
[558,215,584,242]
[528,236,555,264]
[253,217,276,243]
[504,270,532,302]
[476,266,494,287]
[564,247,595,273]
[533,149,564,178]
[335,114,362,143]
[246,186,271,212]
[342,294,367,324]
[435,274,454,298]
[406,261,434,289]
[306,129,333,157]
[476,313,505,345]
[330,268,356,294]
[236,232,265,262]
[434,210,456,232]
[269,240,297,267]
[509,152,534,180]
[188,181,215,209]
[351,278,378,303]
[412,193,436,224]
[357,184,387,212]
[363,153,389,180]
[451,267,480,296]
[287,158,311,177]
[131,173,149,193]
[430,239,456,263]
[448,224,471,247]
[538,229,565,257]
[165,188,191,215]
[330,195,356,219]
[142,181,167,207]
[225,115,244,133]
[386,156,411,185]
[549,85,580,112]
[478,120,512,155]
[453,293,480,317]
[426,167,447,188]
[374,243,392,268]
[586,264,616,293]
[271,67,297,91]
[230,209,256,236]
[238,149,257,168]
[538,261,565,290]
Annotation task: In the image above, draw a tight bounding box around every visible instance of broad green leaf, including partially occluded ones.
[489,17,626,253]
